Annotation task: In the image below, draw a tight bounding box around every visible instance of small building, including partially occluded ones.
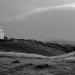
[0,28,4,39]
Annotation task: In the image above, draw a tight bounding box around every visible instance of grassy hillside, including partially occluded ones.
[0,39,67,56]
[0,37,75,56]
[1,38,75,75]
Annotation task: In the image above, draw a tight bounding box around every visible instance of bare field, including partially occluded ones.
[0,52,75,75]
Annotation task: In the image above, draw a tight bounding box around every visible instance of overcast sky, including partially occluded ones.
[0,0,75,41]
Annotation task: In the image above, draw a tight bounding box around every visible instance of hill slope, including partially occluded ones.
[0,39,66,56]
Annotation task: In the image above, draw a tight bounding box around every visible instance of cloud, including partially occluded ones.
[3,3,75,22]
[25,3,75,15]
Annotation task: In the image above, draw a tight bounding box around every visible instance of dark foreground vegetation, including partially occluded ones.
[0,55,75,75]
[1,36,75,75]
[0,36,75,56]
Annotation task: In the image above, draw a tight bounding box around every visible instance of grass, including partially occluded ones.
[0,38,75,75]
[0,39,66,56]
[0,51,75,75]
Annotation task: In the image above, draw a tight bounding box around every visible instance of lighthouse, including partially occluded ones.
[0,28,4,39]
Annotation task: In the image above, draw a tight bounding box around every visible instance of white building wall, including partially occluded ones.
[0,29,4,39]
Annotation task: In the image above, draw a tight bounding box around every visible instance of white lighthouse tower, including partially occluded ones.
[0,27,4,39]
